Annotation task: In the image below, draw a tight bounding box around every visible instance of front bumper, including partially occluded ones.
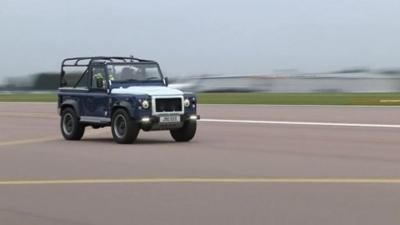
[139,114,200,131]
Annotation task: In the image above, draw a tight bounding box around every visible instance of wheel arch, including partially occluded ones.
[111,101,135,118]
[60,99,80,116]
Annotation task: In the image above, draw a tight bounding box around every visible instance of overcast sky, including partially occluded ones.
[1,0,400,82]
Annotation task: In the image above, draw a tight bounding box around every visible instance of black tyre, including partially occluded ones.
[170,120,197,142]
[111,109,139,144]
[60,107,85,140]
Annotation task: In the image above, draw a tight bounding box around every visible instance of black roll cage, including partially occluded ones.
[60,56,157,88]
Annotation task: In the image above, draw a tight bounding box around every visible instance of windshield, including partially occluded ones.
[107,63,162,82]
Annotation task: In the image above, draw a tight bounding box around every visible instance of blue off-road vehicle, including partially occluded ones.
[58,56,199,144]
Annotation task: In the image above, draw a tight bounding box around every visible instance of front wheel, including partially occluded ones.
[170,120,197,142]
[60,108,85,140]
[111,109,139,144]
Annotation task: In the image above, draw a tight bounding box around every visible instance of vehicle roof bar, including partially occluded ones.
[61,56,155,68]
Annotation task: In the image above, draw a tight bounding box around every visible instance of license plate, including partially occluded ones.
[159,115,180,123]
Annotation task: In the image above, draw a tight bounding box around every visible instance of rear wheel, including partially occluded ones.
[170,120,196,142]
[60,107,85,140]
[111,109,139,144]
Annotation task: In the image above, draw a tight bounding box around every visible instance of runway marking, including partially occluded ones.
[201,103,400,108]
[200,119,400,129]
[0,178,400,185]
[0,129,108,147]
[379,99,400,103]
[0,136,61,147]
[3,112,400,129]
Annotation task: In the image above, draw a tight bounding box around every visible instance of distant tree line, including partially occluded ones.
[1,73,81,91]
[33,73,59,90]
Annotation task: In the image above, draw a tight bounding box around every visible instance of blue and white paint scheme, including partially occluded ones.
[58,57,198,131]
[111,86,184,96]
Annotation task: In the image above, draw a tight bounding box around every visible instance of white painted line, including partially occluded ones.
[200,118,400,129]
[200,104,400,108]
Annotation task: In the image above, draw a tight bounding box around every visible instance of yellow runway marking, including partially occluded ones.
[0,136,60,147]
[0,178,400,185]
[379,99,400,103]
[0,129,108,147]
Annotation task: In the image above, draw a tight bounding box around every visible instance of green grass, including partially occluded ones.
[0,93,57,102]
[197,93,400,105]
[2,92,400,105]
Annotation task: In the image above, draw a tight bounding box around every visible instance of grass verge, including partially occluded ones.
[198,92,400,105]
[1,92,400,105]
[0,93,57,102]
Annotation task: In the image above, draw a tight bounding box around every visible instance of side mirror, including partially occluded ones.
[163,77,169,86]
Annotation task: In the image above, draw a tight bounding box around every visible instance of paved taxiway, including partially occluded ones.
[0,103,400,225]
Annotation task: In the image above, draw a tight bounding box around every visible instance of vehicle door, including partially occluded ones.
[82,65,110,118]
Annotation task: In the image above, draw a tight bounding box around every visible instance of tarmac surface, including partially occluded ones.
[0,102,400,225]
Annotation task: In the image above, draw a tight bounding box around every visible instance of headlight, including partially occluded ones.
[184,99,190,107]
[141,100,150,109]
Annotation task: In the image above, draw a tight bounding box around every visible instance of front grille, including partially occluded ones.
[155,98,182,112]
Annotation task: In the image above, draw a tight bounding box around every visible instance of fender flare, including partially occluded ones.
[111,101,135,118]
[60,99,80,116]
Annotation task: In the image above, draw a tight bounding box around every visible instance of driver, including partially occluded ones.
[134,67,146,80]
[120,67,134,80]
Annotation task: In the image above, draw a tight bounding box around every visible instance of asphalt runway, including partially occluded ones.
[0,102,400,225]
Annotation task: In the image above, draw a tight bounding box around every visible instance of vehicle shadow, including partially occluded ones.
[80,137,175,145]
